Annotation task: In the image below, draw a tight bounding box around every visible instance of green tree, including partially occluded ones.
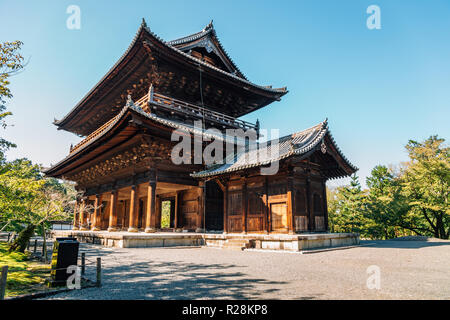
[401,136,449,239]
[328,174,368,236]
[0,159,76,253]
[365,165,411,239]
[0,40,24,160]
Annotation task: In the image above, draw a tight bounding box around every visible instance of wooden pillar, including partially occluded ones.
[79,200,88,230]
[242,178,247,234]
[196,182,205,232]
[265,177,271,233]
[322,180,329,232]
[145,179,157,233]
[306,175,314,231]
[128,185,139,232]
[73,201,79,230]
[174,191,179,229]
[108,190,118,232]
[92,194,102,231]
[223,185,228,233]
[287,175,295,234]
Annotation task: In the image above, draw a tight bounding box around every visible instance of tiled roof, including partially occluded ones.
[191,120,358,178]
[167,20,247,80]
[44,100,229,174]
[54,18,287,130]
[142,20,286,94]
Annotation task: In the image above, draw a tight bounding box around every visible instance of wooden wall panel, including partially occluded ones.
[295,216,308,232]
[180,189,201,229]
[247,188,265,232]
[295,189,307,216]
[227,191,243,232]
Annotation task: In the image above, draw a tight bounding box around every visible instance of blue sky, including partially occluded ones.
[1,0,449,188]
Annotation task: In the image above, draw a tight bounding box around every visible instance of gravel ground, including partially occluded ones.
[42,240,450,300]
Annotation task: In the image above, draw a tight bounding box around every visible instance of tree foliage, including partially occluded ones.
[0,40,24,160]
[328,136,449,240]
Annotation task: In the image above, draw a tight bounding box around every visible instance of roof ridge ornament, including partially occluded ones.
[148,84,154,102]
[126,94,134,107]
[203,20,214,31]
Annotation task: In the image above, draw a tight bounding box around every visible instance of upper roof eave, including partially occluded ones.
[54,18,287,132]
[167,20,247,80]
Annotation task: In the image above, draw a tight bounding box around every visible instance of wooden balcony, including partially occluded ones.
[135,91,259,132]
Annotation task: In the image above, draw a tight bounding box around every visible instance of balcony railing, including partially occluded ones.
[135,92,258,131]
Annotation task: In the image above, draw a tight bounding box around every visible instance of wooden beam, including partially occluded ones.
[265,177,270,233]
[174,191,179,229]
[242,178,247,234]
[79,200,88,230]
[73,201,79,230]
[92,194,102,231]
[322,179,329,232]
[306,174,314,231]
[223,185,228,233]
[128,185,139,232]
[145,180,157,232]
[108,190,118,232]
[287,175,295,234]
[196,182,205,232]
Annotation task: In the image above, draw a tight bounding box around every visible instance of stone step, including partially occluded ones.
[222,239,252,250]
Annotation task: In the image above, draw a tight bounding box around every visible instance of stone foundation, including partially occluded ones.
[52,230,359,251]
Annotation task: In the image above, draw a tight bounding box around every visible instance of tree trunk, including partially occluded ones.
[8,224,35,253]
[42,223,47,263]
[0,220,12,232]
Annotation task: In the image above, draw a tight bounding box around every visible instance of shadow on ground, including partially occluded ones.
[62,245,288,300]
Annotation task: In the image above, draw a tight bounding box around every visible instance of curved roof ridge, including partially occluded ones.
[166,20,248,80]
[143,26,287,93]
[55,18,288,132]
[54,19,149,127]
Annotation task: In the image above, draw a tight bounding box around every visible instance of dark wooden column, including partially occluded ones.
[322,179,329,232]
[287,174,295,234]
[108,190,118,232]
[145,172,157,233]
[73,200,79,230]
[128,185,139,232]
[79,199,88,230]
[306,174,315,231]
[223,186,228,233]
[174,191,179,229]
[242,178,247,234]
[92,194,102,231]
[196,181,206,232]
[265,177,271,233]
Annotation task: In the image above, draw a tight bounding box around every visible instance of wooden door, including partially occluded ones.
[271,202,288,232]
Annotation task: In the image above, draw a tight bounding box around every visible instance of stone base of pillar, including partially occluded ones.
[144,227,156,233]
[72,227,79,230]
[91,227,101,231]
[107,227,118,232]
[128,227,139,233]
[79,227,89,231]
[195,228,205,233]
